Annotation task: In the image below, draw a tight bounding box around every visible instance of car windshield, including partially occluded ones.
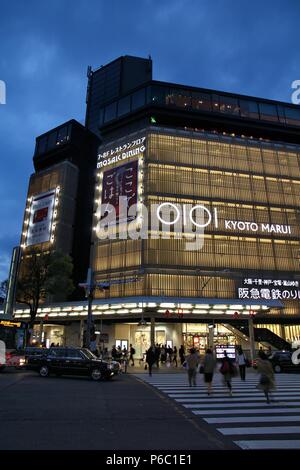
[81,349,97,360]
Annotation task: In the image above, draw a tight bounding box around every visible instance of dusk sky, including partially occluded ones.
[0,0,299,280]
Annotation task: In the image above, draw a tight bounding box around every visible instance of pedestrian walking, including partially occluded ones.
[185,348,200,387]
[202,348,216,395]
[111,345,118,360]
[160,345,167,363]
[146,346,156,376]
[256,350,276,403]
[155,343,161,368]
[173,346,178,367]
[129,343,135,366]
[236,345,247,381]
[179,345,185,365]
[121,347,128,373]
[220,351,236,396]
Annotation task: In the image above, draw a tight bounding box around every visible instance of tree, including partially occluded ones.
[16,251,74,342]
[0,279,8,304]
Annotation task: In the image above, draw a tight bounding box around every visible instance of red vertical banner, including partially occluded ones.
[101,160,138,224]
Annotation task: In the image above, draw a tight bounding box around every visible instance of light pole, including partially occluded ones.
[79,269,143,350]
[79,268,95,349]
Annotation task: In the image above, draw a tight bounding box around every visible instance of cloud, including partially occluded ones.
[19,38,58,79]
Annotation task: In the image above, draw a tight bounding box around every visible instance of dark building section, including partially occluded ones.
[85,55,152,136]
[97,81,300,144]
[30,120,100,299]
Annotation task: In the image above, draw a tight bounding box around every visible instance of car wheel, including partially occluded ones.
[91,368,102,381]
[39,365,50,377]
[274,364,282,373]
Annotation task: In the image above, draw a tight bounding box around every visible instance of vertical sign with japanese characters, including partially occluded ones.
[26,190,55,246]
[101,160,138,224]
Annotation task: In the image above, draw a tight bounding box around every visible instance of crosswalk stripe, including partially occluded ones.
[135,373,300,449]
[176,397,300,403]
[193,407,300,415]
[205,415,300,423]
[234,440,300,449]
[167,390,299,400]
[184,401,300,408]
[219,426,300,435]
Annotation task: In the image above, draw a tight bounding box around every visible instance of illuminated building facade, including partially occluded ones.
[6,56,300,355]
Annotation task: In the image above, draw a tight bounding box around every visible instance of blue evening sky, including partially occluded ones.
[0,0,299,279]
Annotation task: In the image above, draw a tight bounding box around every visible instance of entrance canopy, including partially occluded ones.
[13,296,283,322]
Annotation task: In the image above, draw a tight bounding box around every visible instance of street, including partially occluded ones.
[1,368,300,450]
[0,369,231,450]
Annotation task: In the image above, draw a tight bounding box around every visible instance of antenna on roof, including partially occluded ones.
[86,65,92,78]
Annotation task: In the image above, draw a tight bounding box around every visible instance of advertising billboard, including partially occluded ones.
[100,160,138,224]
[237,277,300,301]
[26,190,56,246]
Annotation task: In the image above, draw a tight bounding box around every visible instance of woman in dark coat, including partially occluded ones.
[146,346,156,376]
[179,345,185,365]
[220,351,236,396]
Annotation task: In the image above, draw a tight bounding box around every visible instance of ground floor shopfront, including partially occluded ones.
[30,319,300,360]
[11,296,300,358]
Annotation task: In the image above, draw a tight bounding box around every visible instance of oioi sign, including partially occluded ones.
[95,198,294,251]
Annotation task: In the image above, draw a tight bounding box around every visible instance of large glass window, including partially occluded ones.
[151,86,167,104]
[47,131,58,150]
[211,94,220,112]
[104,102,117,123]
[166,88,191,108]
[117,95,131,117]
[277,105,286,124]
[99,107,104,126]
[36,136,48,155]
[284,107,300,127]
[57,125,69,144]
[259,103,279,122]
[239,100,259,119]
[132,88,146,110]
[219,96,240,115]
[191,92,212,111]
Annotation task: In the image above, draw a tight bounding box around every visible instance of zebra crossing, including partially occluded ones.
[136,372,300,449]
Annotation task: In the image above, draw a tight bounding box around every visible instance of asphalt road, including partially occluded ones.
[0,369,233,450]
